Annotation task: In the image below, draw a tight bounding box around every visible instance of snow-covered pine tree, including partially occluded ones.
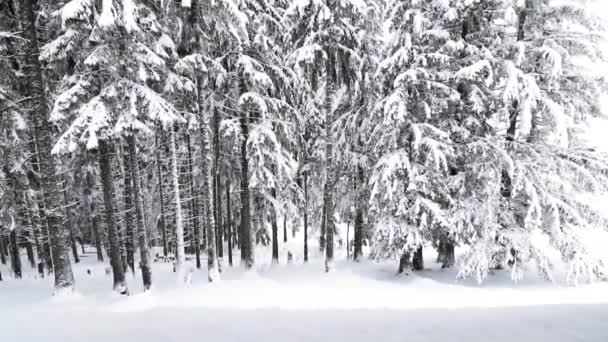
[286,0,367,272]
[45,0,184,291]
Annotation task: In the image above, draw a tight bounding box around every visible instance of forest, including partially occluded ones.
[1,0,608,298]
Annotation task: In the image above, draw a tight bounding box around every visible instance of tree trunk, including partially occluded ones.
[398,252,410,274]
[170,127,186,285]
[126,134,153,291]
[92,213,104,262]
[21,0,74,291]
[226,179,233,266]
[61,180,80,264]
[320,197,326,252]
[303,172,308,263]
[238,82,254,269]
[155,132,169,258]
[324,79,335,272]
[98,140,128,294]
[353,165,364,261]
[441,240,455,269]
[197,78,219,281]
[121,150,135,273]
[0,232,7,265]
[23,230,36,268]
[283,211,287,243]
[213,107,224,263]
[271,186,279,264]
[186,133,201,270]
[10,229,22,278]
[412,246,424,271]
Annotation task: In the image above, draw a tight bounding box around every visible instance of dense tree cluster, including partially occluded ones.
[1,0,607,290]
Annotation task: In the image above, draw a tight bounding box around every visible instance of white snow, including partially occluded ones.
[2,233,608,341]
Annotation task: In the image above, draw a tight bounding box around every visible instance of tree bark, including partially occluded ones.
[238,81,254,269]
[0,232,7,265]
[186,133,201,270]
[283,211,287,243]
[197,78,220,281]
[213,107,224,262]
[155,132,169,257]
[320,197,326,252]
[398,252,410,274]
[324,79,335,272]
[441,240,455,269]
[98,140,128,294]
[126,135,153,291]
[21,0,74,291]
[271,186,279,264]
[226,179,233,266]
[353,165,364,261]
[10,229,22,278]
[170,127,186,285]
[23,230,36,268]
[121,150,135,273]
[412,246,424,271]
[61,180,80,264]
[303,172,309,263]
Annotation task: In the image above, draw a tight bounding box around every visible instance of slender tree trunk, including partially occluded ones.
[283,211,287,243]
[21,0,74,291]
[197,78,219,281]
[398,252,410,274]
[186,133,201,270]
[10,229,22,278]
[61,180,80,264]
[23,230,36,268]
[353,165,364,261]
[126,134,153,290]
[98,140,128,294]
[442,239,455,269]
[226,179,233,266]
[122,150,135,273]
[324,79,335,272]
[0,232,7,265]
[213,107,224,263]
[320,198,326,252]
[170,127,186,285]
[92,214,104,262]
[303,172,309,263]
[155,132,169,258]
[239,109,254,268]
[271,187,279,264]
[412,246,424,271]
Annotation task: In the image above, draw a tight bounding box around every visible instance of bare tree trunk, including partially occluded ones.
[186,133,201,269]
[122,150,135,273]
[398,252,410,274]
[303,172,309,263]
[10,229,22,278]
[21,0,74,291]
[23,230,36,268]
[98,140,128,294]
[155,132,169,258]
[320,197,326,252]
[283,211,287,243]
[226,179,233,266]
[170,127,186,285]
[412,246,424,271]
[213,107,224,264]
[0,231,7,265]
[271,186,279,264]
[353,165,364,261]
[126,135,153,290]
[324,79,335,272]
[197,78,219,281]
[239,110,254,268]
[61,179,80,264]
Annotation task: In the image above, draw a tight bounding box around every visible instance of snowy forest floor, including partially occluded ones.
[3,243,608,341]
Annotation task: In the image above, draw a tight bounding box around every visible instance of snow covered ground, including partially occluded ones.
[2,241,608,342]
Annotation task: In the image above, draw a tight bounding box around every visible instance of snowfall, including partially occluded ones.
[2,226,608,342]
